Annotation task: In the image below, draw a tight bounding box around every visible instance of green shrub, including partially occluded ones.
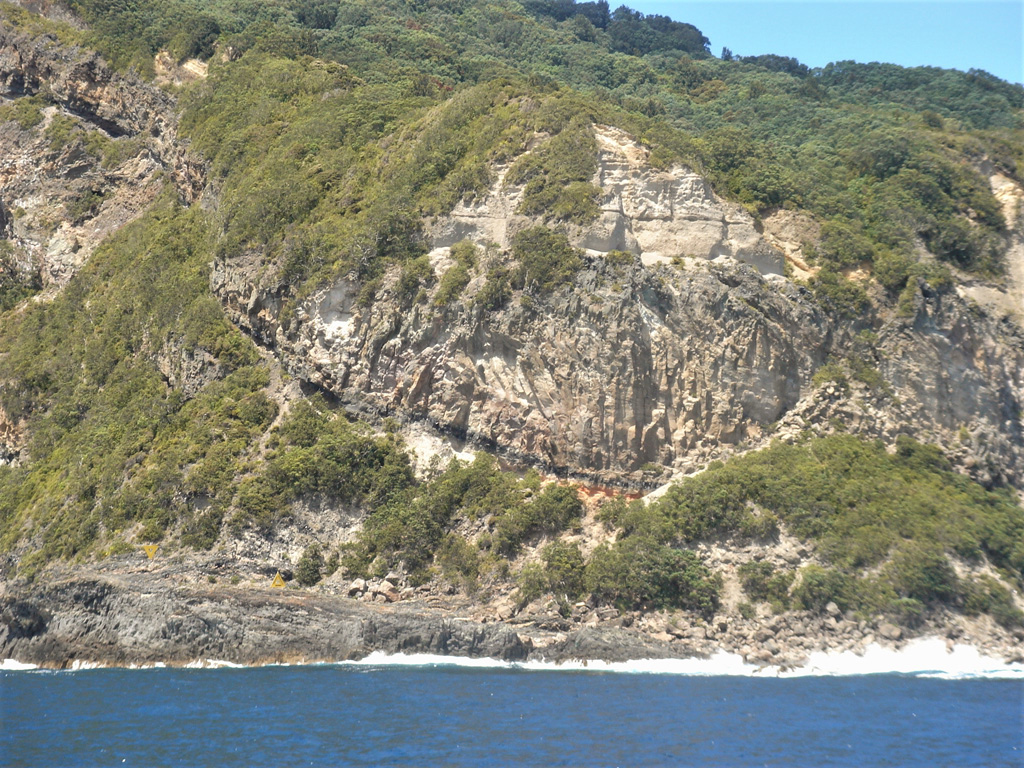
[815,221,877,268]
[232,476,284,534]
[873,249,914,293]
[586,536,720,616]
[739,509,780,540]
[812,361,848,390]
[180,506,224,550]
[809,267,869,318]
[604,250,635,269]
[476,267,511,310]
[506,115,600,224]
[296,543,325,586]
[887,597,926,627]
[434,240,477,307]
[885,544,961,605]
[792,565,853,613]
[396,255,434,306]
[349,454,518,578]
[738,561,793,607]
[542,540,586,600]
[437,533,481,588]
[515,562,548,608]
[963,576,1024,628]
[511,227,583,294]
[492,483,583,557]
[0,94,46,130]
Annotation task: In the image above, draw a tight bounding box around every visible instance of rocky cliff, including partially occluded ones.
[0,17,202,288]
[215,127,1024,486]
[2,7,1019,490]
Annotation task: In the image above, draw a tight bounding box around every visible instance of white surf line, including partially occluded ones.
[4,637,1022,678]
[343,638,1024,679]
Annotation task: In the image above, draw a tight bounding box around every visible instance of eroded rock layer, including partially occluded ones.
[218,245,1024,485]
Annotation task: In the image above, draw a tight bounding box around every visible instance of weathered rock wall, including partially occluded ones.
[0,21,203,286]
[0,23,203,202]
[431,125,784,275]
[212,122,1024,485]
[217,242,1024,485]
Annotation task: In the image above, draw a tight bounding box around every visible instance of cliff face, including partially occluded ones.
[2,13,1021,488]
[215,133,1024,486]
[0,20,202,288]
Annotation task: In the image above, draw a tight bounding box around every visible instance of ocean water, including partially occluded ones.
[2,658,1022,767]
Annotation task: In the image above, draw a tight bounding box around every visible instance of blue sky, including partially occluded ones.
[627,1,1023,84]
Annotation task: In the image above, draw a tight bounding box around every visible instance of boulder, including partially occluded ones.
[878,622,902,641]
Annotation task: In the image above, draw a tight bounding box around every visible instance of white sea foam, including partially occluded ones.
[68,660,101,671]
[1,658,39,671]
[3,638,1021,678]
[351,651,519,669]
[775,638,1024,680]
[183,659,244,669]
[339,639,1024,680]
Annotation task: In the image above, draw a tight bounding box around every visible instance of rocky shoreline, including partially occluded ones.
[3,567,1022,671]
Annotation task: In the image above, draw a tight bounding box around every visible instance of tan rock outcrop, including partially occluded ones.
[431,125,784,275]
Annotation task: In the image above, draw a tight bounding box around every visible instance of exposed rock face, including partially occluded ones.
[212,127,1024,484]
[154,337,223,400]
[1,13,1021,488]
[153,51,208,88]
[218,255,823,478]
[431,125,784,275]
[0,20,203,287]
[218,242,1024,484]
[3,569,1021,668]
[0,405,23,466]
[0,103,163,286]
[0,575,532,666]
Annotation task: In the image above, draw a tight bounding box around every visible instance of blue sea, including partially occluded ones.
[2,659,1022,767]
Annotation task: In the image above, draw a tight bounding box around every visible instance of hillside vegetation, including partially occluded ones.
[0,0,1022,632]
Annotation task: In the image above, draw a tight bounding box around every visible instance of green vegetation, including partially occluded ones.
[515,539,586,609]
[511,226,584,293]
[738,560,794,610]
[433,240,477,306]
[600,434,1024,624]
[505,114,600,223]
[0,93,47,130]
[295,543,324,586]
[47,0,1017,304]
[586,537,720,615]
[0,241,40,311]
[341,453,581,582]
[0,193,270,570]
[230,398,412,535]
[0,2,83,46]
[491,483,583,556]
